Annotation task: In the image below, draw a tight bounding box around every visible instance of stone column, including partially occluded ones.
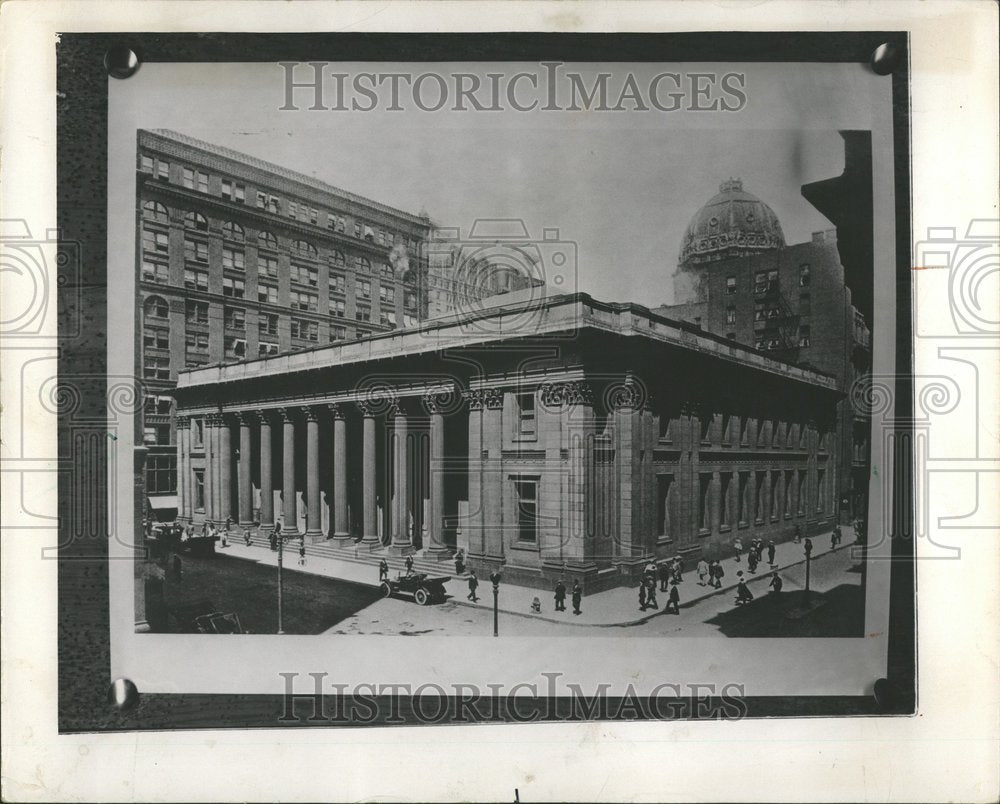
[176,416,189,521]
[330,404,350,544]
[464,390,485,559]
[480,388,505,562]
[238,412,253,526]
[358,401,380,549]
[422,393,449,557]
[305,406,324,541]
[258,412,274,530]
[210,415,221,524]
[389,402,414,555]
[219,414,233,525]
[280,407,299,535]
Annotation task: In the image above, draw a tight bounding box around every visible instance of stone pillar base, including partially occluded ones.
[305,530,326,544]
[328,534,355,547]
[386,542,416,556]
[420,545,453,561]
[357,535,382,552]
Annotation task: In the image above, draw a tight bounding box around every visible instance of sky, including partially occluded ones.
[112,62,866,305]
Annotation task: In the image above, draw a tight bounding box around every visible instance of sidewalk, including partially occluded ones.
[213,526,854,628]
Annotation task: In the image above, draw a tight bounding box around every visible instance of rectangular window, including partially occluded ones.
[220,179,245,203]
[259,313,278,336]
[309,207,319,225]
[355,305,371,322]
[156,161,169,180]
[358,279,371,299]
[379,285,395,305]
[514,477,539,543]
[224,336,247,359]
[379,309,395,328]
[183,268,208,293]
[185,300,208,324]
[142,326,169,350]
[141,260,169,284]
[329,298,346,318]
[290,319,318,342]
[799,264,811,286]
[754,471,766,523]
[698,473,712,531]
[354,221,362,238]
[256,191,267,208]
[194,469,205,511]
[257,283,278,305]
[139,155,154,173]
[798,325,811,347]
[184,238,208,264]
[145,455,177,495]
[329,325,346,341]
[142,228,169,255]
[143,355,170,380]
[726,276,737,294]
[290,263,318,287]
[222,276,245,298]
[223,306,245,331]
[258,255,279,279]
[182,167,194,189]
[725,306,736,324]
[197,171,209,193]
[771,470,782,519]
[719,472,732,528]
[656,475,674,538]
[259,341,279,357]
[185,331,209,353]
[799,292,811,315]
[329,273,346,294]
[291,290,317,311]
[517,391,536,436]
[222,248,245,272]
[738,471,750,524]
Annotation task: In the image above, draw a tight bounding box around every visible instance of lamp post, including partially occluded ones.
[803,536,813,601]
[277,529,285,635]
[490,571,501,637]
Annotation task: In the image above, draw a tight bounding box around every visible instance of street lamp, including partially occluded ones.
[803,536,813,601]
[276,529,288,635]
[490,571,502,637]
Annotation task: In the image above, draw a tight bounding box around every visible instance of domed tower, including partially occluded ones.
[673,178,786,304]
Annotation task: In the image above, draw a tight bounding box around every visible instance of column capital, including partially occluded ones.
[605,378,648,411]
[327,402,346,419]
[356,399,381,418]
[540,380,593,410]
[422,389,457,416]
[237,410,257,425]
[304,405,321,422]
[176,415,191,429]
[463,389,486,411]
[277,406,299,423]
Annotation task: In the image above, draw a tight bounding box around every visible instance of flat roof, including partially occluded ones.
[176,290,839,391]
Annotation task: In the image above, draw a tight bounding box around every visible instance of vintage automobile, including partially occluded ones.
[379,572,450,605]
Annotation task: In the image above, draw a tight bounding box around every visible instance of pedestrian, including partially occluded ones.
[733,538,743,563]
[298,537,306,566]
[713,560,725,589]
[467,570,479,602]
[747,549,758,574]
[646,577,658,609]
[832,525,842,549]
[454,549,465,576]
[243,527,252,547]
[768,572,783,594]
[405,554,414,575]
[269,528,278,552]
[554,578,567,611]
[571,580,582,615]
[638,581,647,611]
[735,573,754,605]
[379,558,389,582]
[755,539,765,562]
[804,537,813,556]
[697,558,709,586]
[172,553,182,582]
[201,521,208,537]
[794,524,802,544]
[530,597,541,613]
[644,560,657,584]
[658,561,670,592]
[767,540,776,566]
[673,555,684,582]
[220,527,229,548]
[667,581,680,614]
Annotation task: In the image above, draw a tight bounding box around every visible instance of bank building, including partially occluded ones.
[150,134,871,591]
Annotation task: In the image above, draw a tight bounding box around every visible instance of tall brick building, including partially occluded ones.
[137,129,434,509]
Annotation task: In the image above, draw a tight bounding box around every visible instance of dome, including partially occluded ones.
[678,178,785,267]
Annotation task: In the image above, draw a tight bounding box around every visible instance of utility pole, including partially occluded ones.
[277,532,285,635]
[803,537,813,602]
[490,571,501,637]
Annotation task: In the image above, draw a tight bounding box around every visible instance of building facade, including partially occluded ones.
[659,176,872,520]
[172,292,841,591]
[137,129,432,508]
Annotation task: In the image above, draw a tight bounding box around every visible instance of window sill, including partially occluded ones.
[737,521,750,529]
[697,528,711,538]
[719,524,732,533]
[513,435,538,444]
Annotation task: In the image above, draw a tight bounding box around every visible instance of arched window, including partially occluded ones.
[379,262,393,277]
[258,230,278,250]
[142,201,169,223]
[329,249,345,267]
[292,239,317,258]
[184,211,208,231]
[355,255,370,272]
[222,221,244,242]
[143,295,169,319]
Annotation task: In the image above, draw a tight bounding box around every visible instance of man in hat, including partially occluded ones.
[696,557,709,586]
[378,558,389,583]
[467,570,479,602]
[645,576,658,609]
[571,580,583,615]
[667,581,681,614]
[638,580,647,611]
[658,561,671,592]
[554,578,567,612]
[768,572,783,594]
[673,555,684,583]
[767,540,776,567]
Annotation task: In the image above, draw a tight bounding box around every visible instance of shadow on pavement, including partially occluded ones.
[704,584,865,637]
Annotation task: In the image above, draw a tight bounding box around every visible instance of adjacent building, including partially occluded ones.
[172,291,842,591]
